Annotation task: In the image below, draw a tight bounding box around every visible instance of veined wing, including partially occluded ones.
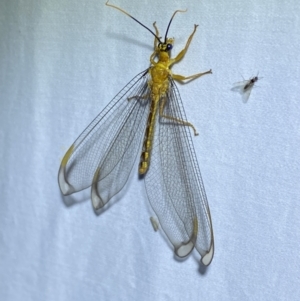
[144,78,214,266]
[58,69,150,209]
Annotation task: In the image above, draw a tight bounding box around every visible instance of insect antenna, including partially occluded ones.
[106,1,162,43]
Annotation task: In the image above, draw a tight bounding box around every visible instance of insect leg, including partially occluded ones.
[148,23,161,65]
[172,69,212,82]
[152,22,161,50]
[127,93,150,102]
[171,24,198,64]
[127,70,151,101]
[159,95,198,136]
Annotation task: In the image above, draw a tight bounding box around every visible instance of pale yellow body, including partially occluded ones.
[138,22,212,174]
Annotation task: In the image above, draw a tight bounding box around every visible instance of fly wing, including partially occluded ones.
[231,80,253,103]
[241,87,252,103]
[231,80,248,94]
[58,70,150,209]
[144,79,214,265]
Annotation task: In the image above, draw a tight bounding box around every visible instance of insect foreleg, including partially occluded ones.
[150,51,157,65]
[152,22,161,50]
[171,24,198,64]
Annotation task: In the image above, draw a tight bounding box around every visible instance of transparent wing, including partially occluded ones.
[231,80,253,103]
[58,69,150,209]
[241,87,252,103]
[144,78,214,265]
[231,80,248,93]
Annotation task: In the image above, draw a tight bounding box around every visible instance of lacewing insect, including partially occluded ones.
[58,1,214,266]
[231,75,261,103]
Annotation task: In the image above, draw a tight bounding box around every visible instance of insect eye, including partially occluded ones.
[166,44,173,51]
[158,43,171,52]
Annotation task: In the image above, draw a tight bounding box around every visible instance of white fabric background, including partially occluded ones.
[1,0,300,300]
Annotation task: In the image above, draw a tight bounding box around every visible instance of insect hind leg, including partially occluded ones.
[127,93,150,102]
[159,96,198,136]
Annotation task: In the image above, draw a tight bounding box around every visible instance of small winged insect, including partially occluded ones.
[231,74,261,103]
[58,1,214,266]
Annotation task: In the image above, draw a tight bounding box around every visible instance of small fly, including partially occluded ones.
[231,74,261,103]
[58,1,214,266]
